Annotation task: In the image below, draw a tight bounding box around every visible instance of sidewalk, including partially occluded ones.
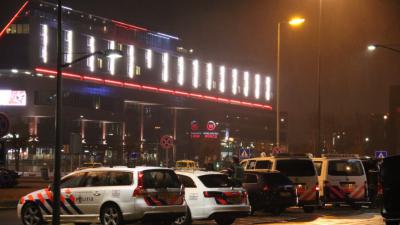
[0,177,49,210]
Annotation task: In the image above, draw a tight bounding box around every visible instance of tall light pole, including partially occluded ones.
[316,0,322,156]
[275,17,305,148]
[53,0,122,221]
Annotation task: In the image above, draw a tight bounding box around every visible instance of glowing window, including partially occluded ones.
[107,40,115,75]
[255,74,260,99]
[162,52,169,82]
[206,63,213,90]
[266,76,271,101]
[178,56,184,86]
[192,59,199,88]
[145,49,152,69]
[86,36,95,72]
[232,69,238,95]
[127,45,135,78]
[243,71,249,97]
[219,66,225,93]
[40,24,48,63]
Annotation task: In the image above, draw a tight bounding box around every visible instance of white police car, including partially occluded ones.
[17,167,186,225]
[174,170,250,225]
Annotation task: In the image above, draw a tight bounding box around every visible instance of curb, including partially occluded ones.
[0,200,17,210]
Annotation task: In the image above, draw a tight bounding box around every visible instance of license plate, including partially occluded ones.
[341,183,355,193]
[227,196,241,204]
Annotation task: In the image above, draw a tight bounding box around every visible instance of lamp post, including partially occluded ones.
[367,44,400,53]
[275,17,305,148]
[52,2,122,221]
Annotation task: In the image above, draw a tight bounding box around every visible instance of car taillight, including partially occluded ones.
[262,185,269,192]
[241,191,248,203]
[315,183,320,191]
[133,171,145,197]
[203,191,220,198]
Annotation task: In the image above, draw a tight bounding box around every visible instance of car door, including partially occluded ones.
[71,171,107,215]
[242,173,260,208]
[177,174,201,218]
[59,172,86,215]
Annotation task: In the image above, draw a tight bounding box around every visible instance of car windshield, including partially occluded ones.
[328,160,364,176]
[276,159,316,177]
[142,170,181,189]
[198,174,234,188]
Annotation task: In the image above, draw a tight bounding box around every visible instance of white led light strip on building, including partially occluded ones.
[40,24,48,63]
[206,63,213,90]
[128,45,135,78]
[66,30,73,63]
[232,69,238,95]
[255,73,260,99]
[108,40,115,75]
[219,66,225,93]
[162,52,169,82]
[87,36,95,72]
[192,59,199,88]
[243,71,249,97]
[146,49,152,69]
[266,76,271,101]
[178,56,184,85]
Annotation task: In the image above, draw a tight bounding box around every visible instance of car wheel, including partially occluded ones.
[173,207,192,225]
[21,203,44,225]
[271,207,285,216]
[100,203,124,225]
[215,217,235,225]
[303,206,315,213]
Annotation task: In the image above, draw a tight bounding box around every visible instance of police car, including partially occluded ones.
[17,167,186,225]
[240,154,320,213]
[313,154,370,209]
[174,170,250,225]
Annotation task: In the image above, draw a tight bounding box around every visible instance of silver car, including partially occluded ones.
[17,166,186,225]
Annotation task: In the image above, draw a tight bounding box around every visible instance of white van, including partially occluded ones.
[313,154,370,209]
[241,154,319,213]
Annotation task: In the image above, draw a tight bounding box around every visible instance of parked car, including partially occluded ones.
[75,162,103,170]
[0,168,18,188]
[313,154,370,209]
[381,155,400,225]
[241,153,319,213]
[18,166,186,225]
[242,171,297,215]
[175,170,250,225]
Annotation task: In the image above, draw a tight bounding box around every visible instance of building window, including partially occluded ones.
[265,76,271,101]
[40,24,48,63]
[255,74,260,99]
[177,56,184,86]
[232,68,238,95]
[64,30,73,64]
[192,59,199,88]
[206,63,213,91]
[108,40,115,75]
[6,24,29,34]
[145,49,152,69]
[86,36,95,72]
[219,66,225,93]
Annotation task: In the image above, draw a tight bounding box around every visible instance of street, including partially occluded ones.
[1,207,384,225]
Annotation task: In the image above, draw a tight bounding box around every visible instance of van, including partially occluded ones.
[380,155,400,225]
[313,154,370,209]
[241,154,319,213]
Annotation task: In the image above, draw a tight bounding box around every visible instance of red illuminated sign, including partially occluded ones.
[191,121,199,131]
[206,121,217,131]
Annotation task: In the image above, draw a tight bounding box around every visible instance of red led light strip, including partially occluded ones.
[111,20,148,32]
[35,67,272,110]
[0,1,30,38]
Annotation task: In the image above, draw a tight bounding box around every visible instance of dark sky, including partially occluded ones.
[2,0,400,149]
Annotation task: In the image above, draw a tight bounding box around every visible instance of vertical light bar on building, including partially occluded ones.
[192,59,199,88]
[206,63,213,90]
[266,76,271,101]
[162,52,169,82]
[127,45,135,78]
[40,24,48,63]
[146,49,152,69]
[243,71,249,97]
[87,36,95,72]
[255,73,260,99]
[108,40,115,75]
[219,66,225,93]
[177,56,184,85]
[232,68,238,95]
[66,30,73,63]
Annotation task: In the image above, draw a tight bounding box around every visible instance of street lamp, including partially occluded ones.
[275,17,305,148]
[53,4,123,222]
[367,44,400,53]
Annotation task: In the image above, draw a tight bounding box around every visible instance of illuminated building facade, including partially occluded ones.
[0,0,286,172]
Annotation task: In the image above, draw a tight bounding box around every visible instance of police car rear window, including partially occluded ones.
[198,174,233,188]
[328,160,364,176]
[276,159,316,177]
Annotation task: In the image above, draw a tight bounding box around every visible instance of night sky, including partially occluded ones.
[1,0,400,150]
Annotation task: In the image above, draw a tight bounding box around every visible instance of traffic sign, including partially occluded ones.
[160,135,173,149]
[239,148,251,159]
[375,150,388,159]
[0,113,10,137]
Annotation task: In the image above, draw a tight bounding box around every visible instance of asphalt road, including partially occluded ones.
[1,206,385,225]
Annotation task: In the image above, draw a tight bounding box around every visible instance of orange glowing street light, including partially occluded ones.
[288,17,306,26]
